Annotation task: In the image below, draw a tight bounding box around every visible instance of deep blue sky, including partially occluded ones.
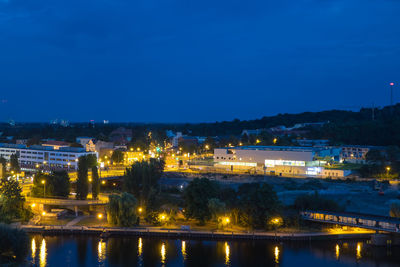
[0,0,399,123]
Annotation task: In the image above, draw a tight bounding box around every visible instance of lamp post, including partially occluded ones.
[386,166,391,178]
[41,180,46,197]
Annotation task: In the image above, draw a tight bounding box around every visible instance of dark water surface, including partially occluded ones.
[27,235,400,266]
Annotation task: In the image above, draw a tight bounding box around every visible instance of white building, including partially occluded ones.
[0,143,96,171]
[214,146,343,177]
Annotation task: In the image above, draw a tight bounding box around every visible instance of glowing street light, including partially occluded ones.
[97,213,103,219]
[41,180,46,197]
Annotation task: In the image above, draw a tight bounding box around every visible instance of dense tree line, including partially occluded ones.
[183,178,281,229]
[32,171,71,198]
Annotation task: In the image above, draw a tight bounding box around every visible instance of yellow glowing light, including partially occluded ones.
[98,240,106,262]
[181,241,187,260]
[256,139,261,144]
[273,138,277,144]
[160,214,166,221]
[386,166,391,171]
[41,180,45,184]
[35,164,39,168]
[97,213,103,219]
[42,211,46,216]
[138,207,143,213]
[225,242,230,265]
[225,217,230,223]
[40,238,46,267]
[161,242,166,264]
[101,180,106,185]
[356,242,362,260]
[137,237,143,257]
[89,178,92,182]
[335,244,340,260]
[31,238,36,261]
[31,203,36,208]
[274,246,279,264]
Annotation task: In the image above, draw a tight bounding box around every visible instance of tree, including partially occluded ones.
[111,150,124,164]
[0,157,6,178]
[32,171,70,198]
[237,183,280,229]
[0,178,32,223]
[123,159,164,206]
[9,154,20,173]
[106,192,138,227]
[92,166,100,200]
[76,156,89,200]
[183,178,220,225]
[208,198,226,221]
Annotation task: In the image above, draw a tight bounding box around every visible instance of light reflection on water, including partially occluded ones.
[27,236,400,267]
[274,245,280,264]
[39,238,46,267]
[225,242,230,266]
[161,242,166,265]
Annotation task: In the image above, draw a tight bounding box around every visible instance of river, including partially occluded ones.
[26,235,399,266]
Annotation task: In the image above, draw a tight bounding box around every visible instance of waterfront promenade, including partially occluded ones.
[19,224,373,241]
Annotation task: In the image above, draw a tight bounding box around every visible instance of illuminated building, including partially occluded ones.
[214,146,350,177]
[0,143,97,171]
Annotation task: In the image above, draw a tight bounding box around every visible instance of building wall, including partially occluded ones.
[0,144,96,170]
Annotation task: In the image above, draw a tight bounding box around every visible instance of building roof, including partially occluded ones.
[220,145,318,152]
[42,140,70,146]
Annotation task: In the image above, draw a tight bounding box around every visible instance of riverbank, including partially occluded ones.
[19,224,374,241]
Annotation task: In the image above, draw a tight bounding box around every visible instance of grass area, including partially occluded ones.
[76,216,109,227]
[40,217,74,226]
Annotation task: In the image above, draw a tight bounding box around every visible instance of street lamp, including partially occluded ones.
[386,166,391,177]
[41,180,46,197]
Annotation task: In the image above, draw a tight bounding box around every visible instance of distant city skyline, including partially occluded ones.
[0,0,399,123]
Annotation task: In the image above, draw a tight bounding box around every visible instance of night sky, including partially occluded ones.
[0,0,399,123]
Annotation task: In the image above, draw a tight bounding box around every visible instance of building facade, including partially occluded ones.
[0,143,97,171]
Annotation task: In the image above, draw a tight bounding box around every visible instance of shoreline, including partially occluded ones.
[20,225,373,241]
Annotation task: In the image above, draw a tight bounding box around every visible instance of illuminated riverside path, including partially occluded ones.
[301,211,400,233]
[26,235,400,266]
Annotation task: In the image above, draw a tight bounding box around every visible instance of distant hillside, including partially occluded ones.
[1,104,400,146]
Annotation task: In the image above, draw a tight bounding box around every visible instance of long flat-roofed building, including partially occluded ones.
[214,146,332,176]
[0,143,97,171]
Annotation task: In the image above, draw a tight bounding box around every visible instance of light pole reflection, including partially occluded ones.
[161,242,166,265]
[225,242,230,266]
[335,244,340,260]
[274,246,280,264]
[98,240,106,262]
[31,238,36,263]
[181,241,187,261]
[40,238,47,267]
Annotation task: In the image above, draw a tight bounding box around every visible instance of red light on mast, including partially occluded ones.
[390,82,394,86]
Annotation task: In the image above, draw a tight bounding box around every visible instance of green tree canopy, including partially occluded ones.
[236,183,280,229]
[111,150,124,164]
[106,192,138,227]
[76,156,89,200]
[183,178,220,225]
[0,178,31,223]
[123,159,164,206]
[32,171,70,198]
[91,166,100,200]
[9,154,20,173]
